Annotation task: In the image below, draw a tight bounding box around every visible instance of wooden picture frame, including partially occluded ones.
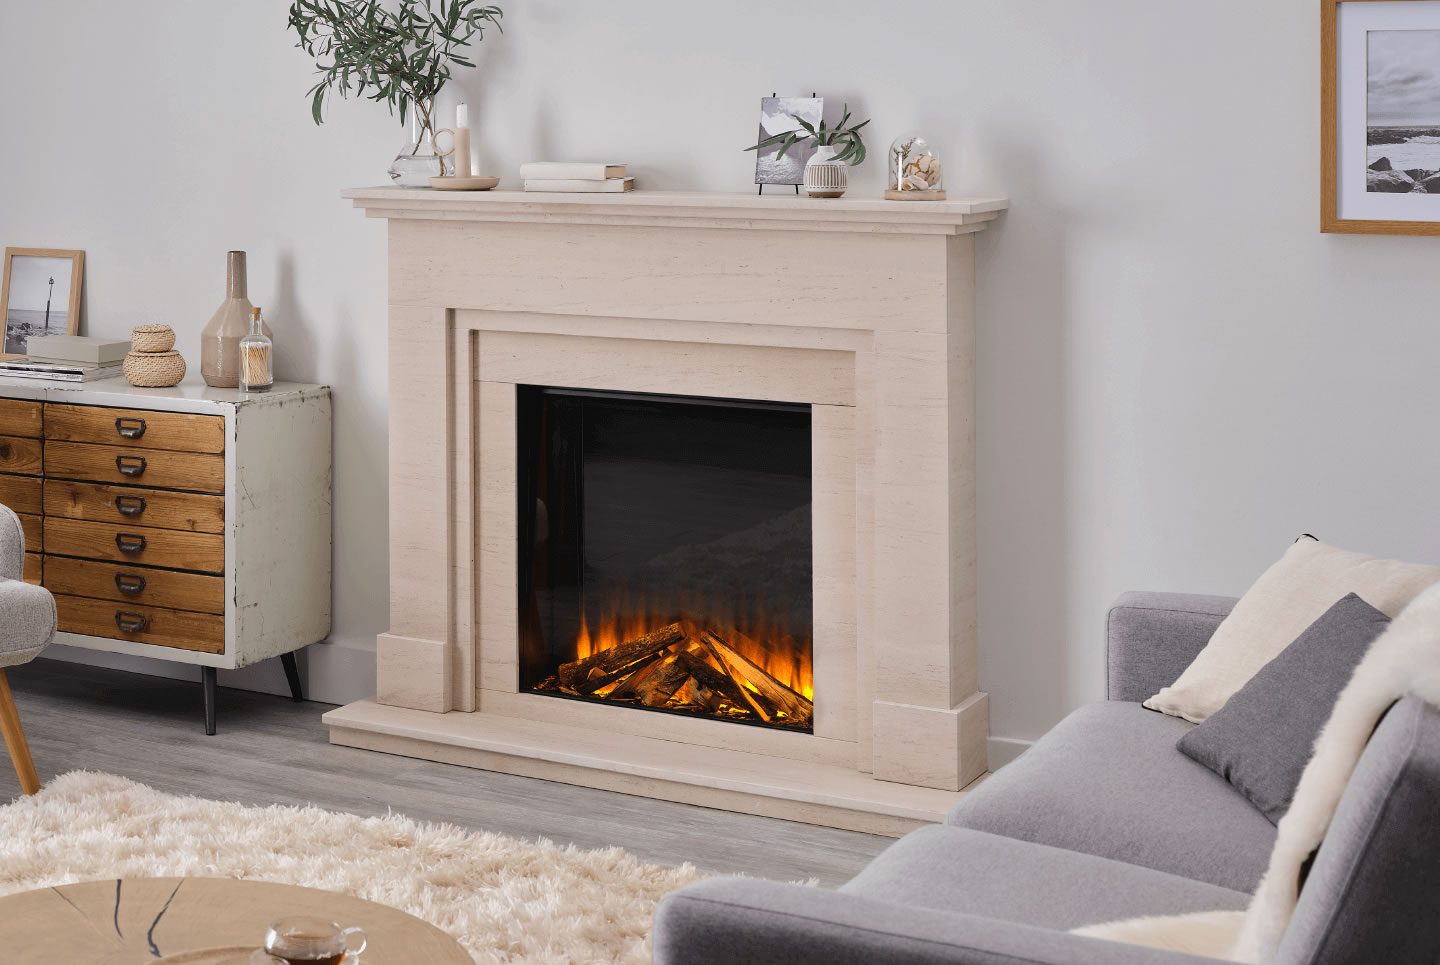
[0,248,85,357]
[1322,0,1440,234]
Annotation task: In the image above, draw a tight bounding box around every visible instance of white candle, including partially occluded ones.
[457,102,469,130]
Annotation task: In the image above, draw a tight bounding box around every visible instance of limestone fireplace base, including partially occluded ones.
[331,188,1007,834]
[325,700,975,835]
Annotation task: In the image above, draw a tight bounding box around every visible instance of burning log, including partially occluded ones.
[558,622,686,691]
[698,627,812,726]
[540,619,813,730]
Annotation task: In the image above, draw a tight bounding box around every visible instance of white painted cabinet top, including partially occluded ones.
[0,376,329,415]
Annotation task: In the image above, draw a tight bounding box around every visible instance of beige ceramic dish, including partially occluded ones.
[428,175,500,191]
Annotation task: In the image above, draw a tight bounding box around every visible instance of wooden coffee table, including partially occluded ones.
[0,877,472,964]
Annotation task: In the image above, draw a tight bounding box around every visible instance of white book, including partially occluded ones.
[0,361,122,383]
[524,177,635,193]
[518,162,626,181]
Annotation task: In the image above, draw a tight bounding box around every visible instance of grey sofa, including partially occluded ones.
[653,591,1440,963]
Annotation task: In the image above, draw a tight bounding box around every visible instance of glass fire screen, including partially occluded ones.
[517,385,814,731]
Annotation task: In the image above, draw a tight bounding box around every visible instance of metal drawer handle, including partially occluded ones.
[115,533,147,553]
[115,416,147,439]
[114,573,147,595]
[114,611,147,633]
[115,494,147,517]
[115,455,147,477]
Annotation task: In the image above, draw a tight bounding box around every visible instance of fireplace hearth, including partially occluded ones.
[517,386,814,731]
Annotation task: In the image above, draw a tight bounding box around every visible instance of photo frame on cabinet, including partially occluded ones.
[1323,0,1440,234]
[1,248,85,355]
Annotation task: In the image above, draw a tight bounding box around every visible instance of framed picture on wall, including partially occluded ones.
[1,248,84,355]
[1323,0,1440,234]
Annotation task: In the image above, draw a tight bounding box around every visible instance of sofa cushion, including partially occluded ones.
[1177,592,1389,824]
[947,702,1275,892]
[841,826,1249,931]
[1144,537,1440,723]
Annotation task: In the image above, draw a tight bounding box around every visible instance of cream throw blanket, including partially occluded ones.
[1073,580,1440,962]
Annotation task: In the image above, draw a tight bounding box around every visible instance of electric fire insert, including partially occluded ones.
[517,386,814,731]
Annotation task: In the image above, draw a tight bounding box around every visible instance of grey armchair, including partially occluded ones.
[0,504,56,795]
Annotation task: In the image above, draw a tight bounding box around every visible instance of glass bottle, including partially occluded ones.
[239,307,273,392]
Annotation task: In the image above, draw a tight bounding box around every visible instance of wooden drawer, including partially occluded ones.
[15,512,41,552]
[44,518,224,574]
[0,400,42,438]
[43,404,224,454]
[43,556,224,614]
[44,480,225,534]
[43,441,224,493]
[54,593,223,654]
[0,474,41,514]
[23,553,39,585]
[0,436,43,476]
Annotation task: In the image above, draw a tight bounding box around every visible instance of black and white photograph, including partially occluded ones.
[1366,29,1440,193]
[752,95,822,186]
[1,248,83,354]
[1325,0,1440,232]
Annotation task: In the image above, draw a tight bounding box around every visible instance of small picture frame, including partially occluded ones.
[753,95,823,188]
[1322,0,1440,234]
[1,248,85,355]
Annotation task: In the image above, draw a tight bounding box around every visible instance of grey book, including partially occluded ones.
[23,335,130,365]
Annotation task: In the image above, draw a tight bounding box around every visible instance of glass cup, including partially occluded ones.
[262,916,367,965]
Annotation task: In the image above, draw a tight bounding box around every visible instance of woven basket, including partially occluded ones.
[130,324,176,353]
[122,350,186,387]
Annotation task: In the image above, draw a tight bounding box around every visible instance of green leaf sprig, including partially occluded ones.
[288,0,503,134]
[745,104,870,165]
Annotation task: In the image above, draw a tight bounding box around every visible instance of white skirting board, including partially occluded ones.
[40,638,377,707]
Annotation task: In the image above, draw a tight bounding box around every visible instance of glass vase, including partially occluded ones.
[388,99,454,187]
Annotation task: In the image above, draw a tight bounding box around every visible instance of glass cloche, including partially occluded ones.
[887,135,946,200]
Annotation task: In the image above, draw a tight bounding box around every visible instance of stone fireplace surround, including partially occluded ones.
[325,188,1008,835]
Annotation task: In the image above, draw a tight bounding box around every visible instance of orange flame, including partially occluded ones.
[574,597,813,701]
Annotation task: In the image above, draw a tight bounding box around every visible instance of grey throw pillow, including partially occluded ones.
[1176,592,1389,824]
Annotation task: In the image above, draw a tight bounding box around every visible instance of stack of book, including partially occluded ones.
[0,335,128,382]
[520,162,633,193]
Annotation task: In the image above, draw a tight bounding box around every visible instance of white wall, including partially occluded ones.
[3,2,1438,746]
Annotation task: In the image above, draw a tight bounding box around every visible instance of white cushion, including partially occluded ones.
[1143,538,1440,723]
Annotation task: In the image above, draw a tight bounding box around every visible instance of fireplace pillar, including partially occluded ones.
[330,188,1008,828]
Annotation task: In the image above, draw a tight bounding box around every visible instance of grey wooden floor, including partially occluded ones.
[1,659,890,886]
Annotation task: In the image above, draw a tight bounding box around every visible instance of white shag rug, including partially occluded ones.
[0,771,706,964]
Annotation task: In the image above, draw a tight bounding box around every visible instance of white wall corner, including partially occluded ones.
[986,736,1031,770]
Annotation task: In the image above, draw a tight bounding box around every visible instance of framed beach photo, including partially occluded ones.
[753,96,823,188]
[1323,0,1440,234]
[1,248,84,355]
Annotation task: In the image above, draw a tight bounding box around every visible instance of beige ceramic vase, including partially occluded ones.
[201,251,271,387]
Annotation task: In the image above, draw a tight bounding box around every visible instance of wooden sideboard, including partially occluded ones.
[0,377,332,732]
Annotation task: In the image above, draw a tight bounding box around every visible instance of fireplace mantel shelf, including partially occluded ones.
[344,187,1008,235]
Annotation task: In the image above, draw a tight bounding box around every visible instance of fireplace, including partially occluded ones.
[517,386,815,731]
[330,187,1006,833]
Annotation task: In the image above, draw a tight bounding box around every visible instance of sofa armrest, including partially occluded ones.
[1106,592,1237,702]
[654,879,1224,965]
[0,505,24,583]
